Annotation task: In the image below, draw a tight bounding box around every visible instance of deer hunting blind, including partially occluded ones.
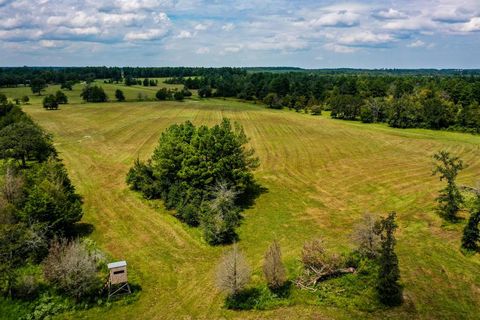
[107,260,131,298]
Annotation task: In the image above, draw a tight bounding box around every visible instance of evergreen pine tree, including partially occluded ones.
[462,197,480,251]
[377,212,403,306]
[432,151,465,221]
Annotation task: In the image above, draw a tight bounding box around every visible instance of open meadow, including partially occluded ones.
[8,91,478,319]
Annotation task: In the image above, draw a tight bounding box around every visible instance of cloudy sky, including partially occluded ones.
[0,0,479,68]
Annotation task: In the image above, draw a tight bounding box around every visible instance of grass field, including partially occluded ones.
[2,84,480,318]
[0,78,183,105]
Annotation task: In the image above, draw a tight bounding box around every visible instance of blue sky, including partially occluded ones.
[0,0,479,68]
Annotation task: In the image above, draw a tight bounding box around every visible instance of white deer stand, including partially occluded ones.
[107,261,131,299]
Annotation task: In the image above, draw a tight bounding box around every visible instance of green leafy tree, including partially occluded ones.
[432,151,465,221]
[0,122,56,167]
[115,89,125,102]
[60,81,74,91]
[20,159,83,234]
[377,212,403,306]
[173,90,184,101]
[55,90,68,104]
[125,75,136,86]
[80,85,108,102]
[156,88,170,100]
[43,95,59,110]
[30,78,47,95]
[198,86,212,98]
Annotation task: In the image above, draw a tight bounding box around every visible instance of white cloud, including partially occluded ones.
[383,17,436,32]
[324,43,357,53]
[455,17,480,32]
[124,28,169,41]
[247,34,308,51]
[176,30,193,38]
[337,31,394,46]
[373,8,408,20]
[223,46,241,53]
[195,47,210,54]
[222,23,235,31]
[194,23,208,31]
[408,40,425,47]
[39,40,65,48]
[310,10,359,28]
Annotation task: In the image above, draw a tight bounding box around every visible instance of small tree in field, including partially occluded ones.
[263,240,286,290]
[351,212,381,258]
[31,78,47,95]
[43,94,58,110]
[43,238,100,300]
[216,244,251,296]
[433,151,465,221]
[55,90,68,104]
[377,212,403,306]
[115,89,125,102]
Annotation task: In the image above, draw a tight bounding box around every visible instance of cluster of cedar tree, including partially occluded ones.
[126,119,259,245]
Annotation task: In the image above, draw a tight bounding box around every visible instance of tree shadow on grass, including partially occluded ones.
[238,181,268,211]
[224,288,262,310]
[71,222,95,237]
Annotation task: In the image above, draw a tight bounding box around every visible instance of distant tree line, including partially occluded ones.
[174,72,480,133]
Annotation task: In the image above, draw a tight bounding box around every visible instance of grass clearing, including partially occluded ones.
[2,86,478,319]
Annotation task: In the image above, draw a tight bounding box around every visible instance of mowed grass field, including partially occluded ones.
[8,86,480,319]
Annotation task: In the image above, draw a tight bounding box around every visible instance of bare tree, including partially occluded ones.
[215,244,251,296]
[351,212,381,258]
[263,240,287,290]
[1,167,24,204]
[43,238,100,299]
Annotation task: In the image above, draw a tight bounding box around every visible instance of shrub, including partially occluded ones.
[43,239,101,300]
[310,105,322,115]
[13,272,39,299]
